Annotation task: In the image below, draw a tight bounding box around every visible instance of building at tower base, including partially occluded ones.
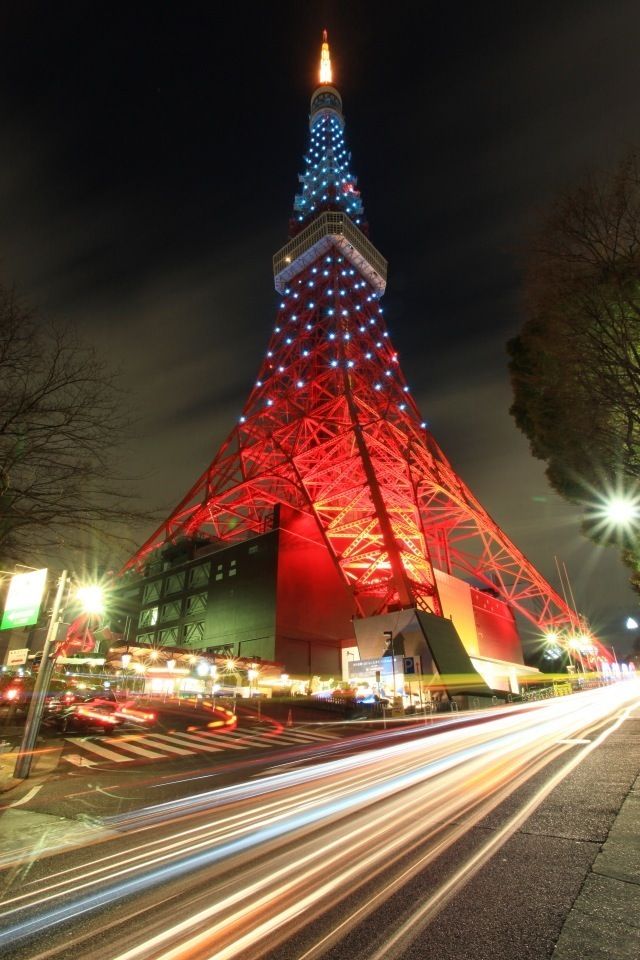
[116,502,537,695]
[119,505,353,679]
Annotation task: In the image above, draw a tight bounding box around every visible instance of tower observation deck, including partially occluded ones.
[125,32,608,667]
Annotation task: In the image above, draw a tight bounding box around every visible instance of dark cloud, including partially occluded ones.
[0,1,638,649]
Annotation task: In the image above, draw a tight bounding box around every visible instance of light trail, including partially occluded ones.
[0,682,637,960]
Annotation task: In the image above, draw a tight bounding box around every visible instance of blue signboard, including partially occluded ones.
[348,656,404,680]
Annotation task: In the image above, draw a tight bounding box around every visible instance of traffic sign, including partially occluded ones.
[1,569,47,630]
[6,647,29,666]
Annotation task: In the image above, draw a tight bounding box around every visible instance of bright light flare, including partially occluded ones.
[603,495,640,525]
[586,485,640,539]
[75,583,105,615]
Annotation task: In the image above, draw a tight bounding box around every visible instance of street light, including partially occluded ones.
[602,495,640,525]
[121,653,131,693]
[14,572,106,779]
[383,630,402,712]
[247,665,259,697]
[75,583,105,616]
[586,487,640,542]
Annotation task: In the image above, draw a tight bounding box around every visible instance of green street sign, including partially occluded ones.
[1,568,48,630]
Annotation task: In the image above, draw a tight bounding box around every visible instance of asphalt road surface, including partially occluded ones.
[0,682,638,960]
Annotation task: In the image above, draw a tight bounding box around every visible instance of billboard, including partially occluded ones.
[1,568,48,630]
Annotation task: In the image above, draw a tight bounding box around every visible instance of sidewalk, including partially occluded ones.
[553,767,640,959]
[0,732,63,794]
[394,705,640,960]
[0,725,23,793]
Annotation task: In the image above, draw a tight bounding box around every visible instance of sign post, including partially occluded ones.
[14,571,68,780]
[1,568,47,631]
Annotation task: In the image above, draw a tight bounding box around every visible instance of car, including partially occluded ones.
[45,701,123,734]
[45,697,157,734]
[0,676,68,710]
[46,687,114,713]
[113,701,158,725]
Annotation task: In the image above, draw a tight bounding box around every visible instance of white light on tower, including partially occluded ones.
[319,30,332,84]
[626,617,639,630]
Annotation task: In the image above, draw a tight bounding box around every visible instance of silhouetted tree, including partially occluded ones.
[508,151,640,588]
[0,281,150,568]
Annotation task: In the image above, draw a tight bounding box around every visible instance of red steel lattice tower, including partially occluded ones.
[126,34,584,637]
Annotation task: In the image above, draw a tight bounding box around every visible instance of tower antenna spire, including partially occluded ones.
[319,28,332,84]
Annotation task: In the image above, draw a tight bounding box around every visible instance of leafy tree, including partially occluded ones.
[0,281,149,568]
[508,152,640,585]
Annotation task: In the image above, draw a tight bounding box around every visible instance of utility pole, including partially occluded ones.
[14,571,68,780]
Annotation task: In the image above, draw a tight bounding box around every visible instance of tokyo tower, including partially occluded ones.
[125,32,592,660]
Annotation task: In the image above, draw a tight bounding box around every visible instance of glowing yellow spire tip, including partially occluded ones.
[319,29,332,84]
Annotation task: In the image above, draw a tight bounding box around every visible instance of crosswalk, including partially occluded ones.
[61,726,340,767]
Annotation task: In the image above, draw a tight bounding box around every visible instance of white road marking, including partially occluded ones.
[63,754,98,767]
[61,727,340,767]
[66,739,132,762]
[134,735,193,755]
[161,732,224,752]
[226,732,271,749]
[270,731,337,744]
[101,738,166,759]
[196,732,246,749]
[5,784,43,807]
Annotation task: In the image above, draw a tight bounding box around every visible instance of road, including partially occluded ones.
[0,682,638,960]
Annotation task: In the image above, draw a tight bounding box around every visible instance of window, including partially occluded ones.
[186,593,207,617]
[189,563,210,588]
[139,607,158,628]
[248,544,259,555]
[158,627,179,645]
[215,563,224,582]
[165,572,185,595]
[184,621,205,645]
[160,600,181,622]
[208,643,234,656]
[137,631,155,646]
[229,559,237,577]
[143,581,161,604]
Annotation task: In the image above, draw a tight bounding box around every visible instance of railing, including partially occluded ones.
[273,211,388,294]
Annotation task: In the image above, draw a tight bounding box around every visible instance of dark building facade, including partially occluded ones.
[119,506,354,678]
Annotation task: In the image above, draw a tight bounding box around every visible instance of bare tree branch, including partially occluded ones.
[0,281,156,569]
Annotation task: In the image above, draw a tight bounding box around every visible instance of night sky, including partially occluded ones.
[1,1,639,651]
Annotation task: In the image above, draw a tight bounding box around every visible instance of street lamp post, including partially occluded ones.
[383,630,401,713]
[121,653,131,694]
[14,571,68,780]
[166,659,176,699]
